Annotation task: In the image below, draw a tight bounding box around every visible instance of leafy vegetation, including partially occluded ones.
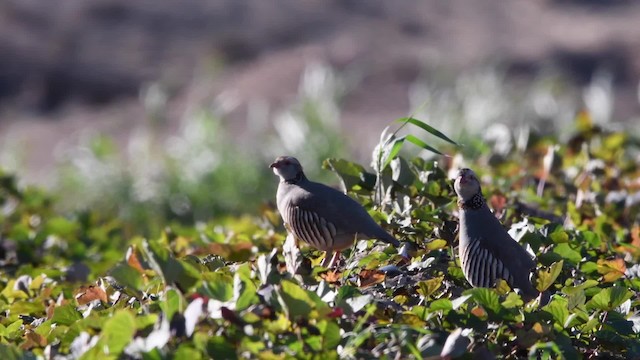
[1,111,639,359]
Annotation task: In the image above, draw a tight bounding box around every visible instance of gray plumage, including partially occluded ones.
[270,156,399,260]
[454,168,538,300]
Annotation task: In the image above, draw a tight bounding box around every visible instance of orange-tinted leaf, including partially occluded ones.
[358,269,385,288]
[75,285,108,305]
[126,246,145,274]
[21,331,47,349]
[470,306,487,318]
[597,258,626,282]
[320,270,342,284]
[46,300,55,320]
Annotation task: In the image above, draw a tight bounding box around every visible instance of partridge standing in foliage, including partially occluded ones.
[270,156,400,267]
[454,168,538,301]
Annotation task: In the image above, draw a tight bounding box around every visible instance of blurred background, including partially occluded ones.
[1,0,639,232]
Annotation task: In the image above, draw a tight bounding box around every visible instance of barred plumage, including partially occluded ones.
[461,238,513,288]
[454,168,539,301]
[271,156,400,267]
[285,205,340,251]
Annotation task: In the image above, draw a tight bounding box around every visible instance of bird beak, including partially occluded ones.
[269,162,278,169]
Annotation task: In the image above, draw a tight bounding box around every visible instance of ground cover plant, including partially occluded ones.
[1,114,640,359]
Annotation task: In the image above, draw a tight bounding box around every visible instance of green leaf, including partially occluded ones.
[206,336,237,359]
[536,260,563,292]
[543,297,569,328]
[553,243,582,265]
[143,240,200,291]
[278,280,315,318]
[97,310,136,357]
[587,286,633,311]
[0,343,36,360]
[51,304,82,326]
[429,298,453,312]
[396,117,458,145]
[417,276,444,298]
[109,263,144,291]
[201,272,233,301]
[323,158,376,192]
[318,320,341,349]
[465,288,503,315]
[405,135,444,155]
[160,288,183,321]
[381,137,406,170]
[174,344,203,360]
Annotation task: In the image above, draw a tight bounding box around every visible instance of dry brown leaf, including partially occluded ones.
[75,285,108,305]
[358,269,385,288]
[126,246,145,274]
[21,331,47,349]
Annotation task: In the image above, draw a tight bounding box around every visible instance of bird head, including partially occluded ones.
[270,156,304,183]
[454,168,482,201]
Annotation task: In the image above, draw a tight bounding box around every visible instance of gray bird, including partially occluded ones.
[454,168,538,301]
[270,156,400,267]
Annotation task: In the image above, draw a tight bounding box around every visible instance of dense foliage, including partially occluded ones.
[1,115,639,359]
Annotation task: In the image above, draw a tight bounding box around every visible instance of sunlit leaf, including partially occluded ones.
[396,117,458,145]
[596,258,626,283]
[536,260,563,292]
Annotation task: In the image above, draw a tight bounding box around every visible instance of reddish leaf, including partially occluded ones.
[358,270,386,288]
[75,285,108,305]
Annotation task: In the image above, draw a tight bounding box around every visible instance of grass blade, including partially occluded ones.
[397,117,458,145]
[406,134,445,156]
[381,137,405,170]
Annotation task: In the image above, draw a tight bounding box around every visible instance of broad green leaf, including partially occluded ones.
[322,158,376,191]
[160,288,183,320]
[234,273,258,311]
[465,288,503,315]
[417,276,444,298]
[502,292,523,309]
[543,297,569,328]
[553,243,582,265]
[318,320,341,349]
[426,239,448,250]
[174,344,203,360]
[206,336,237,359]
[587,286,633,311]
[109,263,144,291]
[51,305,82,326]
[429,298,453,312]
[97,310,136,357]
[0,343,35,360]
[143,240,200,291]
[536,260,563,292]
[278,280,315,318]
[201,272,233,301]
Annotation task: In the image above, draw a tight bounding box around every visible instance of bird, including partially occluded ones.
[454,168,538,301]
[270,156,400,267]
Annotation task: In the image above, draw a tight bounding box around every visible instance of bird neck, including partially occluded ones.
[284,172,306,185]
[458,192,485,210]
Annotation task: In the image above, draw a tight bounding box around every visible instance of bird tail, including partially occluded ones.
[376,229,400,247]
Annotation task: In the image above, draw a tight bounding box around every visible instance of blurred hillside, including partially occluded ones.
[1,0,640,184]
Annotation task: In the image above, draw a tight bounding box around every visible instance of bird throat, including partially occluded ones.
[284,172,305,185]
[458,192,485,210]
